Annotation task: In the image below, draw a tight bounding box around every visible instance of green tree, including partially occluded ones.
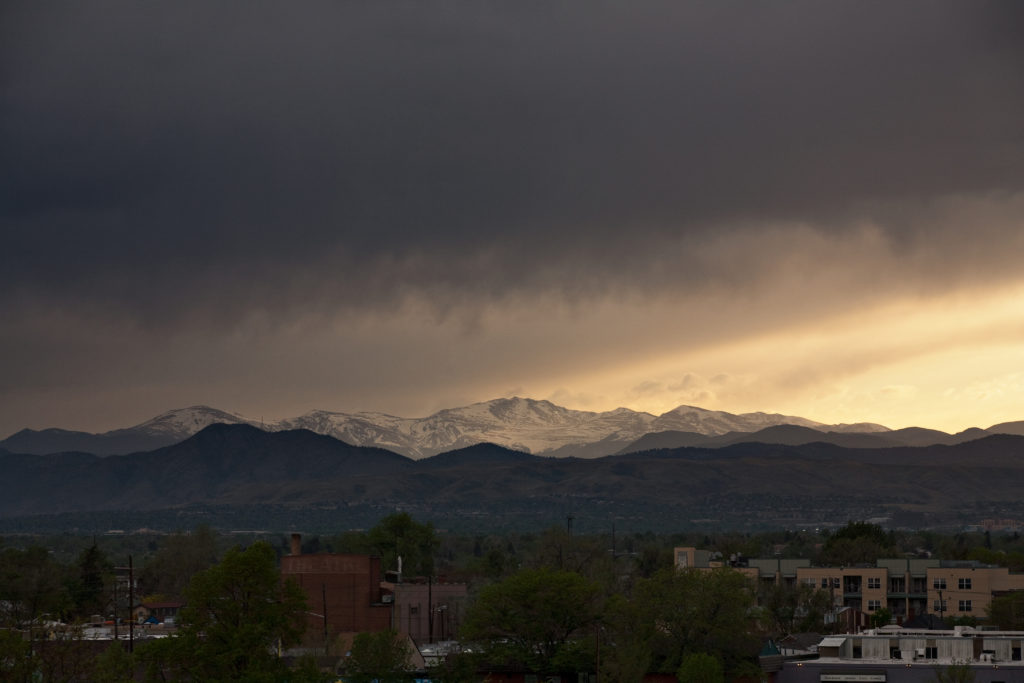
[33,624,96,683]
[819,522,897,565]
[428,647,479,683]
[138,541,307,681]
[289,654,336,682]
[599,594,653,683]
[968,547,1024,572]
[677,652,724,683]
[758,581,834,637]
[344,629,412,683]
[69,542,110,619]
[138,525,219,599]
[366,513,439,577]
[461,567,603,673]
[0,628,32,681]
[92,642,135,683]
[635,568,759,678]
[869,606,893,629]
[987,591,1024,629]
[0,545,70,627]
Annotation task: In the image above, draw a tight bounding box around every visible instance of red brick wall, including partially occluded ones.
[281,554,392,636]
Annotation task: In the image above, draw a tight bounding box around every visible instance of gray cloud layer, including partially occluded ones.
[5,3,1022,316]
[2,2,1023,431]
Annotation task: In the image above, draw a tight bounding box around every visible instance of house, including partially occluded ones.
[132,601,183,624]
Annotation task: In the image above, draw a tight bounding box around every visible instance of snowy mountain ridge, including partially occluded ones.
[17,398,889,459]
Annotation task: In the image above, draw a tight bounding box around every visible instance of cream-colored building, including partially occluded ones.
[778,627,1024,683]
[674,548,1024,623]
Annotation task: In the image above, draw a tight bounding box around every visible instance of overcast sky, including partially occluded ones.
[3,1,1023,436]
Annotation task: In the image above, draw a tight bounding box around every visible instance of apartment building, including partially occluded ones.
[674,548,1024,623]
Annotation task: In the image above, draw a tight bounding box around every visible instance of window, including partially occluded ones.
[890,647,901,659]
[959,600,972,612]
[933,578,947,589]
[867,599,881,611]
[852,647,862,659]
[934,599,947,612]
[925,647,938,659]
[868,577,881,589]
[805,578,817,587]
[1012,647,1021,661]
[959,577,972,590]
[821,577,829,588]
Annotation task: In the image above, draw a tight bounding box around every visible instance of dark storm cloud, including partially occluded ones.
[2,1,1023,326]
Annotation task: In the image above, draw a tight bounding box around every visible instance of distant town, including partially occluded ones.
[5,513,1024,681]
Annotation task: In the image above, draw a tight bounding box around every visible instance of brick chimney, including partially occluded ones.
[290,532,302,556]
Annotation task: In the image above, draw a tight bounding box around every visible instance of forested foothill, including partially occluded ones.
[4,519,1024,681]
[6,426,1024,536]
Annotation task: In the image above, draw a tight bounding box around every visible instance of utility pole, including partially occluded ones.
[128,555,134,653]
[428,575,434,644]
[567,515,574,567]
[113,577,118,642]
[322,583,329,655]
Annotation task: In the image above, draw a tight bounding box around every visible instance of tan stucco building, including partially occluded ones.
[675,547,1024,623]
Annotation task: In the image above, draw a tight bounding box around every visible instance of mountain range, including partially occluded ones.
[6,397,1022,459]
[3,423,1024,533]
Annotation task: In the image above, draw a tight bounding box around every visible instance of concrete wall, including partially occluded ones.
[389,581,468,645]
[778,660,1022,683]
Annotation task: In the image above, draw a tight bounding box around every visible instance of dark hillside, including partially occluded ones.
[3,430,1024,530]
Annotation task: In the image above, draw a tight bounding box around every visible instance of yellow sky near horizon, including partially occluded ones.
[521,282,1024,433]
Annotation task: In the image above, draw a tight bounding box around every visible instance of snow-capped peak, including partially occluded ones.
[132,405,253,438]
[650,405,824,434]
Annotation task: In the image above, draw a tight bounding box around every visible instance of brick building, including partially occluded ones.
[280,534,392,645]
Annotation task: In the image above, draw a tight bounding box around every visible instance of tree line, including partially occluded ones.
[5,518,1024,680]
